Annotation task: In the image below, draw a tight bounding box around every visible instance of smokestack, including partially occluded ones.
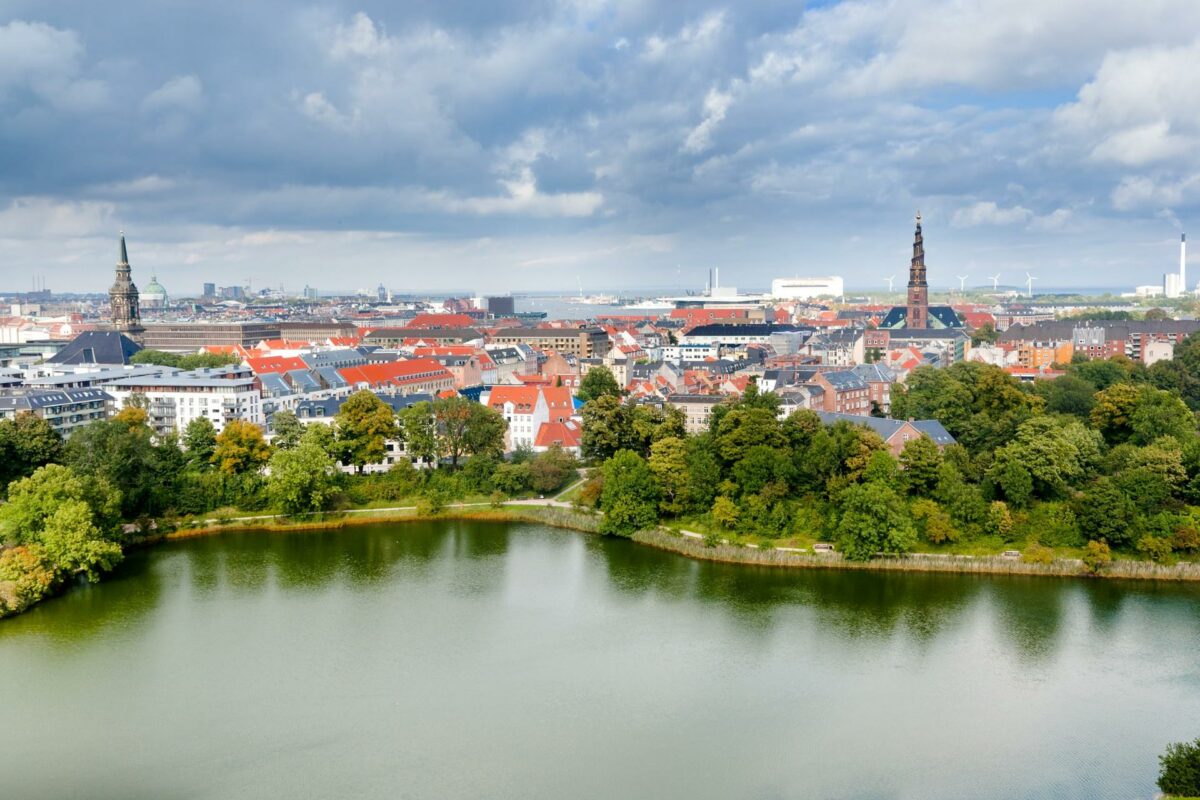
[714,267,719,290]
[1182,233,1188,293]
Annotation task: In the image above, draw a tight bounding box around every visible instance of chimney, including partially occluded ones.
[1182,233,1188,293]
[714,267,719,290]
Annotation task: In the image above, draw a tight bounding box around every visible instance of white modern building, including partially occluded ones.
[103,367,263,436]
[771,276,845,300]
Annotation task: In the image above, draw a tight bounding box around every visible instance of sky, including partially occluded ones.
[1,0,1199,295]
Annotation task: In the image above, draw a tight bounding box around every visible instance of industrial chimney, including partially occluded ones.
[1182,233,1188,294]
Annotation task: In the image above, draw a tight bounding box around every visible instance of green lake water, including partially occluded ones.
[2,520,1199,799]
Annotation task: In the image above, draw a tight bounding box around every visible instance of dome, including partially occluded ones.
[142,275,168,308]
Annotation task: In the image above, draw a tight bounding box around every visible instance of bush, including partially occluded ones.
[911,498,958,544]
[1021,543,1055,565]
[1137,534,1175,563]
[711,496,739,530]
[1172,524,1200,553]
[1158,738,1200,797]
[577,473,604,509]
[1082,540,1113,574]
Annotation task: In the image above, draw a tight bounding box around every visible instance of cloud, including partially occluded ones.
[142,75,204,114]
[951,202,1034,227]
[683,87,734,154]
[0,197,115,237]
[0,19,107,110]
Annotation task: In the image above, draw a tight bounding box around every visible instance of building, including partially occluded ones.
[878,214,963,330]
[808,371,871,415]
[667,394,724,434]
[490,327,608,358]
[336,358,456,395]
[0,388,113,437]
[102,367,263,436]
[109,232,145,341]
[770,276,844,300]
[482,385,575,451]
[486,296,516,316]
[47,331,143,366]
[811,411,956,456]
[141,322,283,352]
[680,323,812,347]
[277,321,360,341]
[142,275,168,309]
[364,327,484,347]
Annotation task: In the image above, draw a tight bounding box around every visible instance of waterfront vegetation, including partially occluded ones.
[8,345,1200,616]
[1159,737,1200,798]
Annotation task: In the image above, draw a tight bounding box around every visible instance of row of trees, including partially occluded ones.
[1,390,583,616]
[581,357,1200,563]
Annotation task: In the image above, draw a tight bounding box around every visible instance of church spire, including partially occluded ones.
[110,231,144,341]
[906,211,929,329]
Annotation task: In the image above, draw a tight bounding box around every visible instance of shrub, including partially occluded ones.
[911,498,958,544]
[1021,543,1055,565]
[1158,738,1200,797]
[985,501,1013,540]
[711,496,739,530]
[1082,540,1113,574]
[1172,524,1200,553]
[1136,534,1175,563]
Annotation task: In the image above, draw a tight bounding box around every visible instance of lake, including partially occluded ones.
[2,521,1199,800]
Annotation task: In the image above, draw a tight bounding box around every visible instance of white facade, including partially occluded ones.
[771,276,844,300]
[105,376,263,436]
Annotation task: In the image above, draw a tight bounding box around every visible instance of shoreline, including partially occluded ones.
[156,504,1200,584]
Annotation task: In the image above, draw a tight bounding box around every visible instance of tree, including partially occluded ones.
[1090,383,1142,444]
[714,407,786,464]
[648,436,689,515]
[598,450,660,536]
[213,420,271,475]
[835,482,916,560]
[528,445,578,493]
[131,349,242,370]
[491,463,531,495]
[985,500,1014,540]
[1075,478,1138,548]
[181,417,217,468]
[64,416,173,518]
[397,402,437,464]
[459,401,508,464]
[270,411,305,450]
[1036,374,1096,418]
[577,366,621,403]
[581,395,630,460]
[38,501,123,582]
[267,439,337,514]
[1158,738,1200,797]
[987,451,1034,507]
[711,496,739,529]
[336,391,398,472]
[0,413,63,488]
[911,498,957,544]
[900,436,942,496]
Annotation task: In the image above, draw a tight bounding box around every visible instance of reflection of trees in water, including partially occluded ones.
[0,547,165,647]
[594,536,982,644]
[984,577,1069,665]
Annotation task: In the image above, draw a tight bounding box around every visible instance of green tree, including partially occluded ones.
[835,482,916,560]
[581,394,628,461]
[336,391,398,472]
[598,450,660,537]
[714,407,786,464]
[985,500,1014,540]
[458,401,507,464]
[131,349,242,370]
[899,436,943,496]
[1036,374,1096,418]
[648,436,689,515]
[267,439,337,514]
[491,462,531,495]
[1090,382,1141,444]
[0,413,63,488]
[911,498,957,544]
[711,495,739,529]
[213,420,272,476]
[398,402,437,464]
[181,417,217,468]
[1082,539,1113,573]
[577,366,621,403]
[270,410,305,450]
[64,415,174,518]
[528,445,578,493]
[1157,738,1200,797]
[38,501,123,582]
[1075,478,1138,548]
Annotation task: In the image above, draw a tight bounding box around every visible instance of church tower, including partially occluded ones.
[110,232,145,341]
[905,212,929,330]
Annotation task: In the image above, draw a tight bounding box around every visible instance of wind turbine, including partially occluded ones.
[956,275,969,292]
[990,273,1001,291]
[1025,272,1037,298]
[884,275,896,292]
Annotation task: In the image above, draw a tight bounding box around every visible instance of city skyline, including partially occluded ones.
[2,1,1198,291]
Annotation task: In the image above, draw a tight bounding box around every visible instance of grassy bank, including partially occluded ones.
[632,528,1200,582]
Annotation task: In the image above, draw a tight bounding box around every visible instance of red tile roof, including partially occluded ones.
[535,420,582,448]
[406,313,478,329]
[245,355,308,375]
[337,358,452,388]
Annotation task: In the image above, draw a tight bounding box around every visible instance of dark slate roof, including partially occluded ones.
[878,305,964,330]
[851,363,899,383]
[300,348,370,369]
[0,388,112,412]
[820,370,869,390]
[292,392,435,421]
[684,323,813,338]
[259,373,291,396]
[47,331,143,365]
[997,319,1200,344]
[811,410,956,446]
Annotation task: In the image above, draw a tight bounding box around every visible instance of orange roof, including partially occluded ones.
[486,386,540,412]
[542,386,574,414]
[245,356,307,375]
[535,420,582,448]
[406,313,477,329]
[337,358,452,388]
